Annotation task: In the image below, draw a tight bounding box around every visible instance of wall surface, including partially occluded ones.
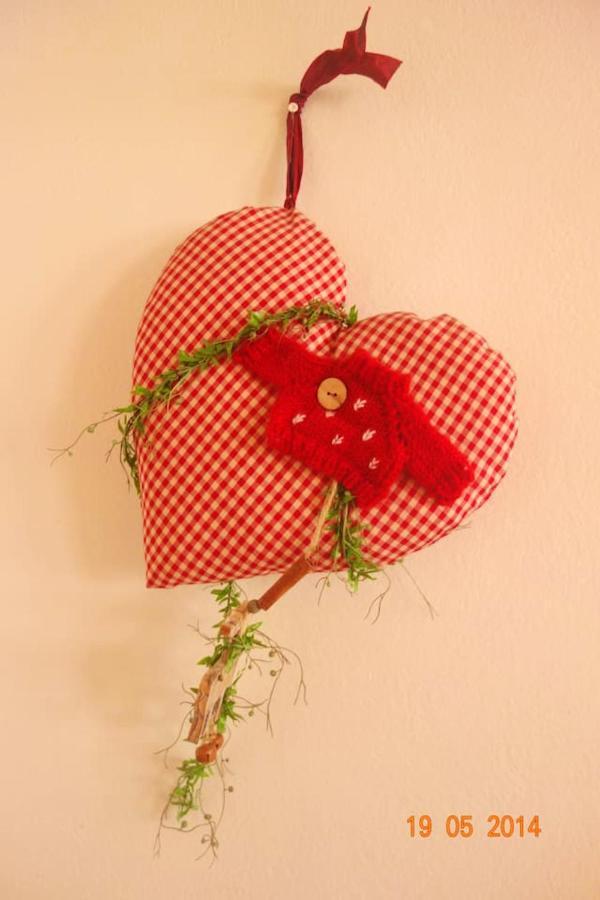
[2,1,599,897]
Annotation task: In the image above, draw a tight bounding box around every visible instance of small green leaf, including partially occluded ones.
[248,310,266,328]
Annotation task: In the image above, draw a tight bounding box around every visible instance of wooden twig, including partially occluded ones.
[248,555,312,613]
[248,480,338,613]
[186,604,249,747]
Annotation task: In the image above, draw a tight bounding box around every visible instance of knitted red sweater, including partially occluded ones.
[235,327,474,509]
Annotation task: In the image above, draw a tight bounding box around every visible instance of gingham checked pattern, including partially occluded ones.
[330,313,517,564]
[133,206,517,588]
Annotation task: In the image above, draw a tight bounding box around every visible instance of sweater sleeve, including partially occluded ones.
[234,326,314,390]
[396,393,475,504]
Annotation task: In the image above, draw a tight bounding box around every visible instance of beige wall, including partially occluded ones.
[2,1,599,897]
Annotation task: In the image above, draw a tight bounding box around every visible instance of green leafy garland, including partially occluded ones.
[52,300,357,494]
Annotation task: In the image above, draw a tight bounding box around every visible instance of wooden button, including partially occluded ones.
[317,377,347,411]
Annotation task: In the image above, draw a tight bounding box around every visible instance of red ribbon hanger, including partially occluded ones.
[284,7,402,210]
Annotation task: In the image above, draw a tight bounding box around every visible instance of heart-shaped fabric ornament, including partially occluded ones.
[56,9,520,851]
[133,205,517,588]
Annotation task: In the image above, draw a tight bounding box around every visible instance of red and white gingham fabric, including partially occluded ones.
[133,206,517,588]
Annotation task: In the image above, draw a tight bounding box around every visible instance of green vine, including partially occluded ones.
[51,300,358,494]
[215,683,241,734]
[154,581,307,860]
[210,580,243,619]
[328,484,380,590]
[198,621,264,671]
[169,759,213,823]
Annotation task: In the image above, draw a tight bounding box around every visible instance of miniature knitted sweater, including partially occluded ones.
[235,327,474,509]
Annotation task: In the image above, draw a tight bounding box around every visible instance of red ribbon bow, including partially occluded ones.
[284,7,402,210]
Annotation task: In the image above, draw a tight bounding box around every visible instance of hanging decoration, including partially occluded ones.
[54,8,517,859]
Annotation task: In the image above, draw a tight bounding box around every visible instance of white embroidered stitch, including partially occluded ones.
[353,398,367,411]
[368,457,380,470]
[362,428,376,441]
[332,434,344,445]
[292,413,306,425]
[324,410,336,418]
